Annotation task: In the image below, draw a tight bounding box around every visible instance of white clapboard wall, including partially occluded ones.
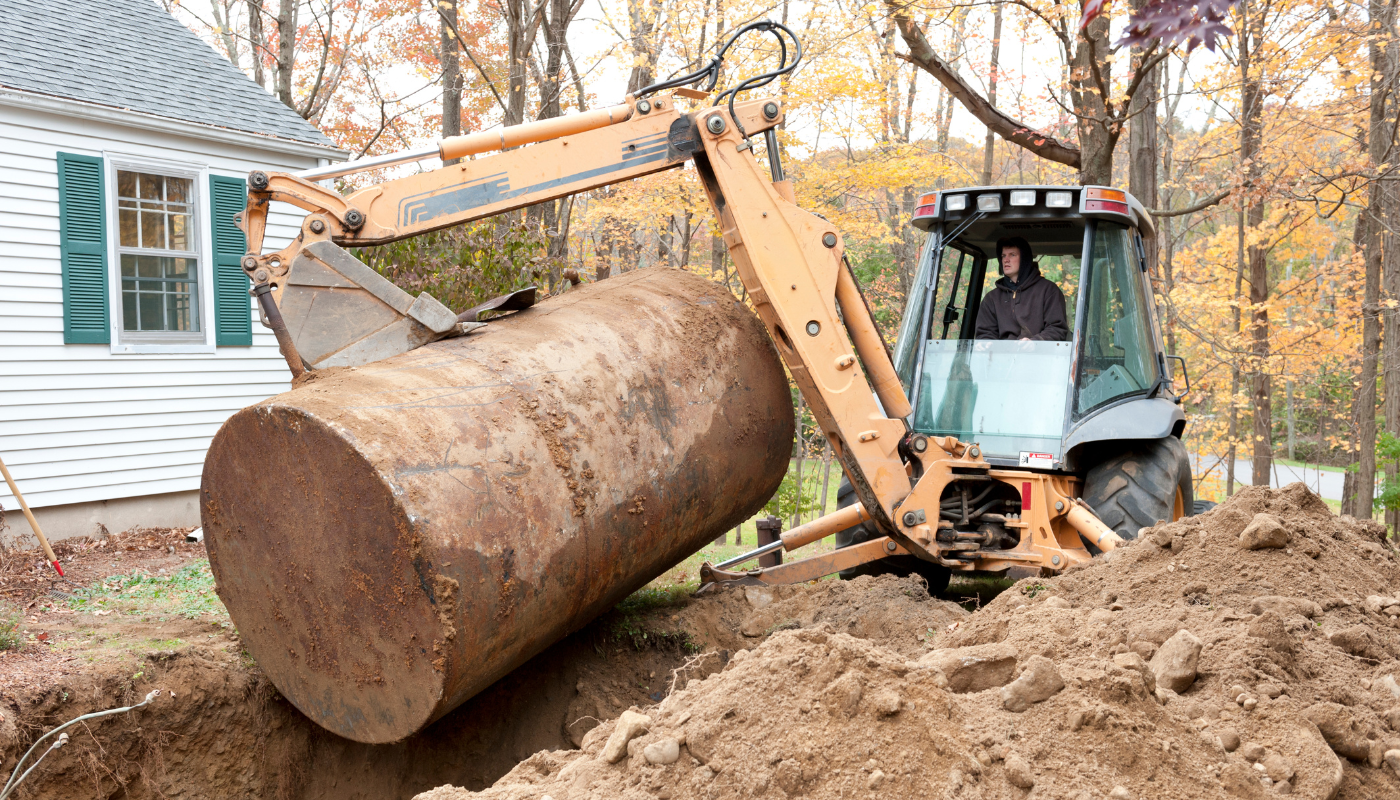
[0,101,333,510]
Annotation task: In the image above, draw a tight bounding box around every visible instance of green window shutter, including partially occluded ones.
[210,175,252,346]
[57,152,109,344]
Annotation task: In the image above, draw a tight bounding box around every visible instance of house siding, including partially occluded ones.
[0,102,323,515]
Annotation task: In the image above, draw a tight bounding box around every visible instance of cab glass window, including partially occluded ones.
[1075,222,1158,415]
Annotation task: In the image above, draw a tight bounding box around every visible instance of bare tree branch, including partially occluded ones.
[889,5,1081,169]
[1150,189,1231,217]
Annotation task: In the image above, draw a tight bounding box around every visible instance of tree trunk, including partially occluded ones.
[1357,0,1400,520]
[1238,4,1272,486]
[1377,0,1400,532]
[981,3,1003,185]
[625,0,662,93]
[1357,208,1381,519]
[1070,16,1113,184]
[1159,58,1177,355]
[247,0,266,88]
[532,0,576,268]
[212,1,241,66]
[1128,0,1159,275]
[275,0,298,110]
[441,0,463,164]
[503,0,541,127]
[1228,206,1244,497]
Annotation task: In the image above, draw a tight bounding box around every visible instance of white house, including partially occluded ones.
[0,0,345,543]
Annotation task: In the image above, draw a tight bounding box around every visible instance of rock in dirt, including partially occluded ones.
[1239,513,1290,549]
[601,710,650,763]
[1246,610,1295,655]
[1262,752,1294,783]
[1149,629,1202,693]
[1004,752,1035,788]
[1000,655,1065,712]
[1220,761,1268,799]
[1112,651,1157,694]
[1328,625,1386,661]
[870,688,902,716]
[1219,729,1241,752]
[825,671,864,717]
[920,642,1017,693]
[1381,673,1400,699]
[1249,595,1320,619]
[643,737,681,765]
[743,586,775,609]
[1385,749,1400,777]
[1305,702,1372,762]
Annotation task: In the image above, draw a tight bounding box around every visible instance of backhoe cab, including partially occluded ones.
[823,185,1194,589]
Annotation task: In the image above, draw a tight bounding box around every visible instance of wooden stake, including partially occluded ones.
[0,454,63,577]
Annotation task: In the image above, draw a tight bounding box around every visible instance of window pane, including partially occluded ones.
[117,170,137,199]
[136,255,161,278]
[166,176,191,204]
[1074,223,1158,416]
[119,209,138,247]
[893,236,936,393]
[140,210,166,249]
[139,174,162,200]
[169,213,189,251]
[122,289,138,331]
[913,340,1073,460]
[120,254,136,277]
[138,290,162,331]
[167,288,197,331]
[167,258,194,279]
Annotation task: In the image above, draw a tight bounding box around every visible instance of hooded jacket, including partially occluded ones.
[974,260,1070,342]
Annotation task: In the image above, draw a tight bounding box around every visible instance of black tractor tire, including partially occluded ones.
[1082,436,1193,540]
[833,478,952,594]
[1192,500,1217,515]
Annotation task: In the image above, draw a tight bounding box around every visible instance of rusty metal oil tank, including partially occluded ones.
[200,268,793,743]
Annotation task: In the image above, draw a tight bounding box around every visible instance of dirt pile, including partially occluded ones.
[416,484,1400,800]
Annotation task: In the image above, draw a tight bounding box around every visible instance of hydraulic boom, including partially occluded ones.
[235,22,1121,586]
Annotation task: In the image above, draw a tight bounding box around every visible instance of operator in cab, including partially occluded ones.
[974,237,1069,341]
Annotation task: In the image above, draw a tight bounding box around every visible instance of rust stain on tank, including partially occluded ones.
[200,268,793,744]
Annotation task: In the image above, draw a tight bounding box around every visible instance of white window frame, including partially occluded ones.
[103,153,216,354]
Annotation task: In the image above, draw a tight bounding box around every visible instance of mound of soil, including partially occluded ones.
[416,485,1400,800]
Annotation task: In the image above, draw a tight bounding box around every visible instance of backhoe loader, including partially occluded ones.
[228,19,1189,665]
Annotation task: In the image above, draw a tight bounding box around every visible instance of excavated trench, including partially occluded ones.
[0,553,966,800]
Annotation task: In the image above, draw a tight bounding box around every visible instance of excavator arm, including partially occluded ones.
[236,22,1121,586]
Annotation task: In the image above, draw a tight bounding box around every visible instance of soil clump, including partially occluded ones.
[416,484,1400,800]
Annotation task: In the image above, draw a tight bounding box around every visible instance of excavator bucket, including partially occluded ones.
[271,240,464,369]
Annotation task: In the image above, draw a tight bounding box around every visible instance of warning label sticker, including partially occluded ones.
[1019,452,1055,468]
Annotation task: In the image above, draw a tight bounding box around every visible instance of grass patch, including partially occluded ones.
[64,559,229,623]
[0,606,22,651]
[610,585,700,652]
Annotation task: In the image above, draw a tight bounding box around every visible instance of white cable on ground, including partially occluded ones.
[0,689,163,798]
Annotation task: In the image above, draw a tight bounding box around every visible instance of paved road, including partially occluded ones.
[1198,459,1352,502]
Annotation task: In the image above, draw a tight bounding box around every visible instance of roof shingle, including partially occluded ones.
[0,0,335,148]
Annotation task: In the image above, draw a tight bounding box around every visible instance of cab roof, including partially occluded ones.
[912,185,1154,258]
